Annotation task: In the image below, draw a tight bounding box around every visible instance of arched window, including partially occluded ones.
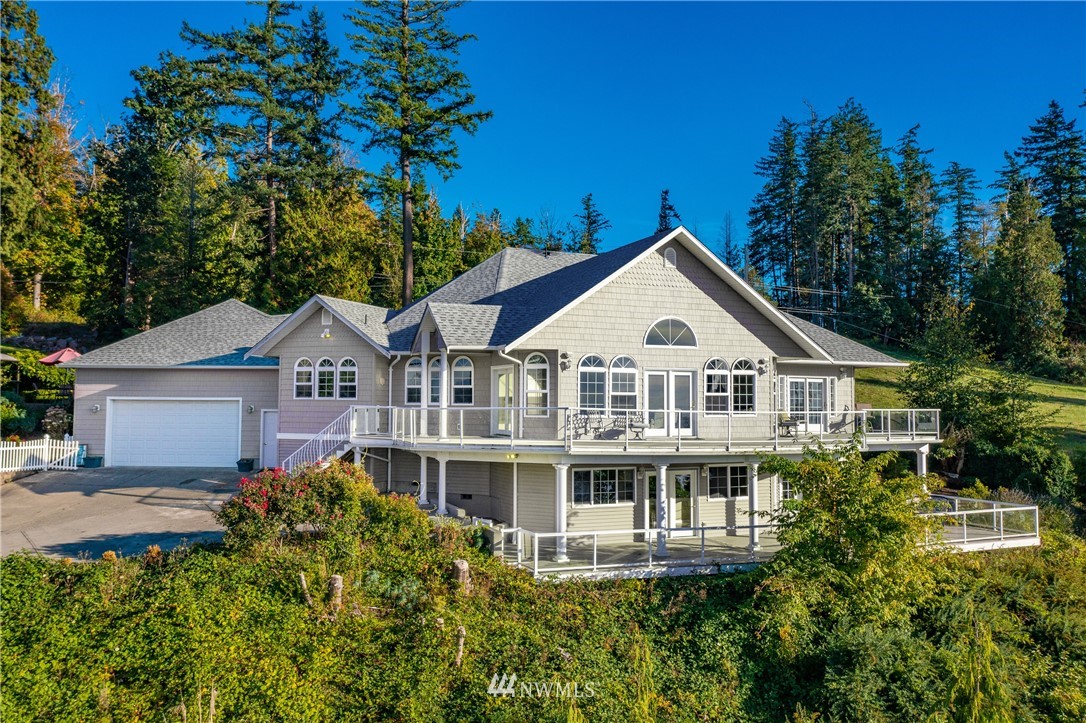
[405,357,422,404]
[338,358,358,400]
[578,355,606,413]
[644,318,697,347]
[704,358,729,414]
[316,358,336,398]
[525,353,549,416]
[452,357,474,405]
[731,359,756,413]
[429,358,441,404]
[664,247,677,268]
[609,356,637,412]
[294,358,313,399]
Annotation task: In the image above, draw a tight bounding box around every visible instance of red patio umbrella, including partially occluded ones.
[38,347,81,365]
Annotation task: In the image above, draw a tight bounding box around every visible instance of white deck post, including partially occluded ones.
[917,444,930,476]
[438,349,449,440]
[418,453,429,505]
[512,461,519,528]
[436,455,448,514]
[748,462,760,552]
[420,331,429,437]
[655,463,668,557]
[554,463,569,561]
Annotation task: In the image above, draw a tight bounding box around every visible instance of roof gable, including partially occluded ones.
[246,295,393,359]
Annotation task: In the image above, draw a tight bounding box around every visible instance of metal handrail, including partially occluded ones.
[282,408,353,473]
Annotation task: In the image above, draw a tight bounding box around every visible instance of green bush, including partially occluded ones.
[0,397,34,435]
[969,439,1077,499]
[7,348,75,389]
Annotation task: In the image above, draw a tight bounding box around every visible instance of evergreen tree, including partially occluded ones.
[973,166,1065,369]
[718,211,743,269]
[941,161,984,302]
[508,216,539,248]
[345,0,492,307]
[412,183,459,298]
[656,188,681,233]
[748,117,801,306]
[1017,101,1086,337]
[567,193,610,254]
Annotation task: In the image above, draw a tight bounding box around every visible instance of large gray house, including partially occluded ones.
[68,228,1036,575]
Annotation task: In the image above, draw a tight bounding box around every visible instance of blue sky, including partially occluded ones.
[33,1,1086,251]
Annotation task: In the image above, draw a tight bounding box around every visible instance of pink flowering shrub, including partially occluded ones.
[216,461,373,549]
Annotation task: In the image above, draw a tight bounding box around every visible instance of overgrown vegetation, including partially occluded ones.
[3,458,1084,721]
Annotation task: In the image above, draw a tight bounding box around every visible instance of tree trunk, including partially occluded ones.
[399,0,414,308]
[266,118,277,291]
[32,272,42,310]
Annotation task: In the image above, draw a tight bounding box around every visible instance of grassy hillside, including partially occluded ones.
[856,359,1086,453]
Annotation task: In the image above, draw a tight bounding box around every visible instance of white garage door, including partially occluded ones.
[109,399,240,467]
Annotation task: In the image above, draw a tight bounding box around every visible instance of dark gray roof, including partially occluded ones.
[66,300,286,368]
[386,231,670,351]
[784,314,904,365]
[318,295,393,349]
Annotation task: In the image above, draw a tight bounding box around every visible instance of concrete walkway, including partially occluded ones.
[1,467,243,559]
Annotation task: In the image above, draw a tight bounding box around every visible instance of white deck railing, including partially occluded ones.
[347,405,939,452]
[282,409,353,473]
[0,436,81,473]
[921,495,1040,549]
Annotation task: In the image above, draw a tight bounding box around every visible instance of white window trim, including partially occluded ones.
[608,356,638,415]
[578,354,607,413]
[704,357,730,416]
[643,316,698,348]
[707,464,750,499]
[404,357,423,406]
[571,467,637,507]
[293,358,314,400]
[337,357,358,400]
[315,357,336,399]
[451,356,474,406]
[730,359,757,415]
[524,353,550,418]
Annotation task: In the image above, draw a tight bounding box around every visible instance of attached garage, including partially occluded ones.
[107,399,241,467]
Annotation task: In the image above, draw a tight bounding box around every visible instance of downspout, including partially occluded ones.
[497,348,524,439]
[386,354,403,492]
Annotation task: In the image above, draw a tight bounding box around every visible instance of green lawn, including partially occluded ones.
[856,359,1086,453]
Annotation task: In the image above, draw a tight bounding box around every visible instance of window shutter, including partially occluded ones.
[778,376,788,412]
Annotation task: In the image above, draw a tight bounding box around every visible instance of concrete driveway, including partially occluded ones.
[1,467,243,559]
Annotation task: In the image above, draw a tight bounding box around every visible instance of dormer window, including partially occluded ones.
[645,318,696,347]
[405,357,422,404]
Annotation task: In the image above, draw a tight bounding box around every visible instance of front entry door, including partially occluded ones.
[260,410,279,469]
[646,371,695,437]
[670,470,696,536]
[491,366,514,436]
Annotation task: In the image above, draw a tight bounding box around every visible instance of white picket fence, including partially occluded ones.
[0,435,81,473]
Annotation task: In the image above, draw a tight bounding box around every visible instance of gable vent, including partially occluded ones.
[321,309,333,325]
[664,247,677,268]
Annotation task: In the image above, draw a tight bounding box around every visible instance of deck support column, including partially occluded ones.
[436,455,448,515]
[554,463,569,561]
[417,453,429,505]
[655,463,668,557]
[438,349,449,440]
[917,444,930,476]
[748,462,760,552]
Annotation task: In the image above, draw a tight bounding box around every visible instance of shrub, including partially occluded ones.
[41,406,70,437]
[0,396,34,435]
[216,461,373,549]
[968,440,1077,500]
[8,348,75,389]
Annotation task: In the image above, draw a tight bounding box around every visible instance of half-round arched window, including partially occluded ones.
[609,356,637,412]
[526,353,549,416]
[731,359,756,413]
[452,357,474,405]
[429,358,441,404]
[316,358,336,398]
[644,318,697,347]
[294,358,313,399]
[338,358,358,400]
[664,247,677,268]
[705,358,729,414]
[405,357,422,405]
[578,354,606,413]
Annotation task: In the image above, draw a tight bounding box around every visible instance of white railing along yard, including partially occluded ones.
[0,435,81,473]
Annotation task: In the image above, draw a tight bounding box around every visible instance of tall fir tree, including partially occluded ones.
[568,193,611,254]
[941,161,984,303]
[1017,100,1086,338]
[747,117,801,306]
[656,188,681,233]
[718,211,743,269]
[346,0,491,307]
